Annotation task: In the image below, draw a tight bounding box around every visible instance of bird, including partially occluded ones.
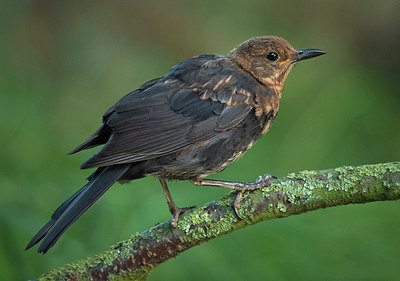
[25,35,325,254]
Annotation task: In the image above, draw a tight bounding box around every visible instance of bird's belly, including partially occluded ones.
[144,113,266,180]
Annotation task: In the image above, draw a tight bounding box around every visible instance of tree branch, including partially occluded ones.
[35,162,400,281]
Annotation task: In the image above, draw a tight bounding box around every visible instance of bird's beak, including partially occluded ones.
[291,49,326,62]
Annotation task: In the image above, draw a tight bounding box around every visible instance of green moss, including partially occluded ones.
[276,201,287,213]
[38,162,400,280]
[259,162,400,210]
[177,201,239,242]
[387,162,400,173]
[38,231,157,280]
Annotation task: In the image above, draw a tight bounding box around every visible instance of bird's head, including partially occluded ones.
[228,36,326,90]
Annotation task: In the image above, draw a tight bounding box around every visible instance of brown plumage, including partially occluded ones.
[26,36,325,253]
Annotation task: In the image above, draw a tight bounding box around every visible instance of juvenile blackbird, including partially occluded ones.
[26,36,325,253]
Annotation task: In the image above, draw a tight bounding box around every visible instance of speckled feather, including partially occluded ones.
[77,54,266,169]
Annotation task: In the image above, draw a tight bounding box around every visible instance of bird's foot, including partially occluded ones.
[159,179,196,227]
[170,206,196,227]
[191,174,276,219]
[232,174,276,219]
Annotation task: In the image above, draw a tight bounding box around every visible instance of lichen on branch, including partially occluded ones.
[36,162,400,281]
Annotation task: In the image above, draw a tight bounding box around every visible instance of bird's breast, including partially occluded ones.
[254,88,280,134]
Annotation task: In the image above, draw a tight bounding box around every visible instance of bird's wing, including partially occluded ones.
[76,55,260,169]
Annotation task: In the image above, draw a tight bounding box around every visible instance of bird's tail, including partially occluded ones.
[25,164,130,254]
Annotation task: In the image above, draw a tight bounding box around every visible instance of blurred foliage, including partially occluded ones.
[0,1,399,280]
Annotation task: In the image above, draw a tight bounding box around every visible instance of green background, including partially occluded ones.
[1,1,399,280]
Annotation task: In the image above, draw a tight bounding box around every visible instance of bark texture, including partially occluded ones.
[34,162,400,281]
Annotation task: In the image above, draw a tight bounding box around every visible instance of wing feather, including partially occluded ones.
[76,55,261,169]
[217,104,252,131]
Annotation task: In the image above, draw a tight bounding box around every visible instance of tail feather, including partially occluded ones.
[26,164,130,254]
[25,183,89,250]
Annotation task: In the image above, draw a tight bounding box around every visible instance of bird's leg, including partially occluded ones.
[160,179,195,227]
[190,174,275,219]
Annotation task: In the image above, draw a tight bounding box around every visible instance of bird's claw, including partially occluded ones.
[233,191,245,219]
[233,174,276,219]
[170,206,196,227]
[255,174,276,185]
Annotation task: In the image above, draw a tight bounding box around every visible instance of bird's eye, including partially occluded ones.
[266,52,278,61]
